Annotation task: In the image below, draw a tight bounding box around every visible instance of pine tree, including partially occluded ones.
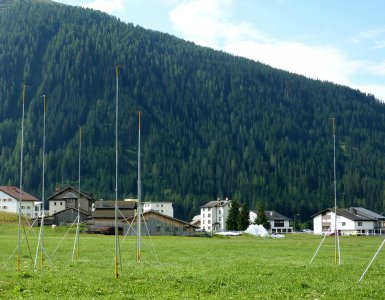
[254,205,271,229]
[237,203,250,230]
[226,200,239,230]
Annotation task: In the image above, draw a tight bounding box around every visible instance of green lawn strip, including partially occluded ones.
[1,226,385,299]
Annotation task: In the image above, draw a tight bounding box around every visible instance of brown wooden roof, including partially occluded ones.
[0,186,38,201]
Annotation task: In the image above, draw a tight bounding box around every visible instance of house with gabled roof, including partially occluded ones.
[0,186,41,217]
[249,210,292,234]
[48,186,94,216]
[312,207,385,235]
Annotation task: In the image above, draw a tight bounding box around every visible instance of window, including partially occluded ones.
[3,206,7,209]
[203,220,205,224]
[202,214,205,218]
[54,202,56,205]
[342,222,346,226]
[27,206,31,209]
[161,204,163,207]
[21,206,25,209]
[358,222,363,226]
[208,220,211,224]
[166,227,170,232]
[208,214,211,218]
[219,217,221,221]
[60,202,63,205]
[156,225,161,232]
[274,221,284,227]
[219,210,222,215]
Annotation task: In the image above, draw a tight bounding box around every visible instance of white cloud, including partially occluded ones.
[168,0,385,101]
[355,84,385,100]
[169,0,266,49]
[224,41,360,84]
[82,0,123,14]
[351,27,385,49]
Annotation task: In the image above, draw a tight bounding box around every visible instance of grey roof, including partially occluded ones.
[51,207,91,216]
[47,186,94,201]
[313,208,373,221]
[337,208,369,221]
[93,200,137,209]
[264,211,291,221]
[63,192,78,199]
[349,207,385,220]
[200,200,231,208]
[140,209,198,228]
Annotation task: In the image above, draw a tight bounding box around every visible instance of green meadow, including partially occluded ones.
[1,222,385,299]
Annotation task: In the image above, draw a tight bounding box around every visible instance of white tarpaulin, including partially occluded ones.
[244,224,269,237]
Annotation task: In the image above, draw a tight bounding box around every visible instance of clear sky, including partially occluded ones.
[54,0,385,101]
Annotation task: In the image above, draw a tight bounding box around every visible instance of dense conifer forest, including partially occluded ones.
[1,0,385,222]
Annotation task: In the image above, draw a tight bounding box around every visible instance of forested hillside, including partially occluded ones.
[1,0,385,222]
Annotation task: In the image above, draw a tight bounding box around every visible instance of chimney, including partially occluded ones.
[55,186,61,192]
[270,211,273,216]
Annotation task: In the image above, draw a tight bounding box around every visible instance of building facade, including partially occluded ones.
[142,201,173,218]
[0,186,40,217]
[313,207,385,235]
[200,199,231,232]
[125,210,197,236]
[48,186,93,215]
[249,210,292,233]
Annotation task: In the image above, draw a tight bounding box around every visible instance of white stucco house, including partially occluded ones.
[200,198,231,232]
[124,199,174,218]
[142,201,174,218]
[312,207,385,235]
[0,186,41,217]
[249,210,292,233]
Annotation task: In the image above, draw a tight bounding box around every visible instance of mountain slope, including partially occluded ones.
[1,0,385,221]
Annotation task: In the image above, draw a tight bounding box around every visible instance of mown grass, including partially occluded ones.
[1,223,385,299]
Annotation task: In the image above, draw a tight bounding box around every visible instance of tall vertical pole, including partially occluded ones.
[77,125,81,259]
[18,83,29,271]
[137,112,142,263]
[332,117,341,265]
[34,95,46,270]
[41,95,46,267]
[73,125,81,261]
[114,66,120,278]
[35,94,46,270]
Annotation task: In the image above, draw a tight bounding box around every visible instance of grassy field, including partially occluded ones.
[1,222,385,299]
